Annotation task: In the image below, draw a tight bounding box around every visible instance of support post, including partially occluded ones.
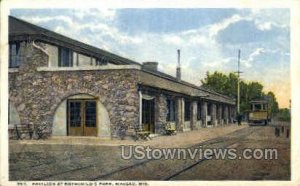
[224,105,229,124]
[191,101,198,130]
[218,104,223,125]
[201,101,208,127]
[211,103,217,126]
[176,97,184,132]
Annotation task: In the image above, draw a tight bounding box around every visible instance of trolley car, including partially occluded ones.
[248,100,271,126]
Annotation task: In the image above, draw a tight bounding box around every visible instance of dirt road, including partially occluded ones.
[9,125,290,180]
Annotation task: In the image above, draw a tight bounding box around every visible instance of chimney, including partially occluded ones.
[142,61,158,71]
[176,49,181,80]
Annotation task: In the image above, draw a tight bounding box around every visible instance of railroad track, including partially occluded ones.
[164,126,263,180]
[90,137,230,180]
[32,135,229,181]
[23,126,260,181]
[92,126,260,180]
[163,141,239,180]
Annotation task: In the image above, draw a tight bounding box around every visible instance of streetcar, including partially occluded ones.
[248,100,271,126]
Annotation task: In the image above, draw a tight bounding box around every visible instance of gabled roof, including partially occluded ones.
[9,16,140,65]
[9,16,235,104]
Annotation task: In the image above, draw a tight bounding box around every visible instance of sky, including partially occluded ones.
[10,8,290,108]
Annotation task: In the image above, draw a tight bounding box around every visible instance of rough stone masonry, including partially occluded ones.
[9,42,140,139]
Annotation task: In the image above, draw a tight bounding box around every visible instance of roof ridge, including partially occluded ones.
[9,16,140,65]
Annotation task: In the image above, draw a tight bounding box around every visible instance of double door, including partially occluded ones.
[68,99,97,136]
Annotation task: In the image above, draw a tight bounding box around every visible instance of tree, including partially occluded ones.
[201,71,228,93]
[277,108,290,122]
[201,71,279,115]
[266,91,279,114]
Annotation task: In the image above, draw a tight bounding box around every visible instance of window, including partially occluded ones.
[85,101,96,127]
[254,104,262,111]
[69,101,81,127]
[184,100,191,121]
[9,43,22,68]
[264,104,268,111]
[167,99,176,122]
[96,56,108,66]
[58,47,73,67]
[197,102,202,120]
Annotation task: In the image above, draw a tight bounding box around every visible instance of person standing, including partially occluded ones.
[237,114,242,125]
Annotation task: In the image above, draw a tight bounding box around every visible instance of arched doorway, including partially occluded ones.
[53,94,111,138]
[67,99,97,136]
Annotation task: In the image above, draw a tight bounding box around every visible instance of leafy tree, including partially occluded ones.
[266,91,279,114]
[201,72,228,93]
[277,108,290,122]
[201,71,279,115]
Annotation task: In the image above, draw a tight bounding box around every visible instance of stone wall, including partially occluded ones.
[9,42,139,139]
[155,94,168,134]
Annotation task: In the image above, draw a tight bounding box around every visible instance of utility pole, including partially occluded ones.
[237,49,242,115]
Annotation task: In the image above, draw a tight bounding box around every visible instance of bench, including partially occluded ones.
[165,122,177,135]
[9,124,34,140]
[133,127,151,141]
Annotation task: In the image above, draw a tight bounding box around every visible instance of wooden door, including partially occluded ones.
[68,101,83,136]
[83,100,97,136]
[68,100,97,136]
[142,99,155,133]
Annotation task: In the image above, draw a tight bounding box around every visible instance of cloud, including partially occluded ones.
[203,58,231,68]
[73,9,116,20]
[243,48,265,67]
[256,21,273,30]
[162,35,184,45]
[208,14,247,38]
[20,15,73,25]
[11,8,290,107]
[250,9,289,29]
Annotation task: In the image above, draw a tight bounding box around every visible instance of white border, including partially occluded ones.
[1,0,299,185]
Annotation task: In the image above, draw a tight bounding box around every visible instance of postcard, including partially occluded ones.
[1,0,299,186]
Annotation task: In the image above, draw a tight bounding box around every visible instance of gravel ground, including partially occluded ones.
[9,124,290,181]
[171,126,290,180]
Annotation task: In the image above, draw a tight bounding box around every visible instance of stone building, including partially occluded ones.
[8,16,236,139]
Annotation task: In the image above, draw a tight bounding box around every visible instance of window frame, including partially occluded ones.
[9,42,21,68]
[96,56,108,66]
[58,47,73,67]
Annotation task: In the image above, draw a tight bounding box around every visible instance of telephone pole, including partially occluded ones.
[237,49,242,115]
